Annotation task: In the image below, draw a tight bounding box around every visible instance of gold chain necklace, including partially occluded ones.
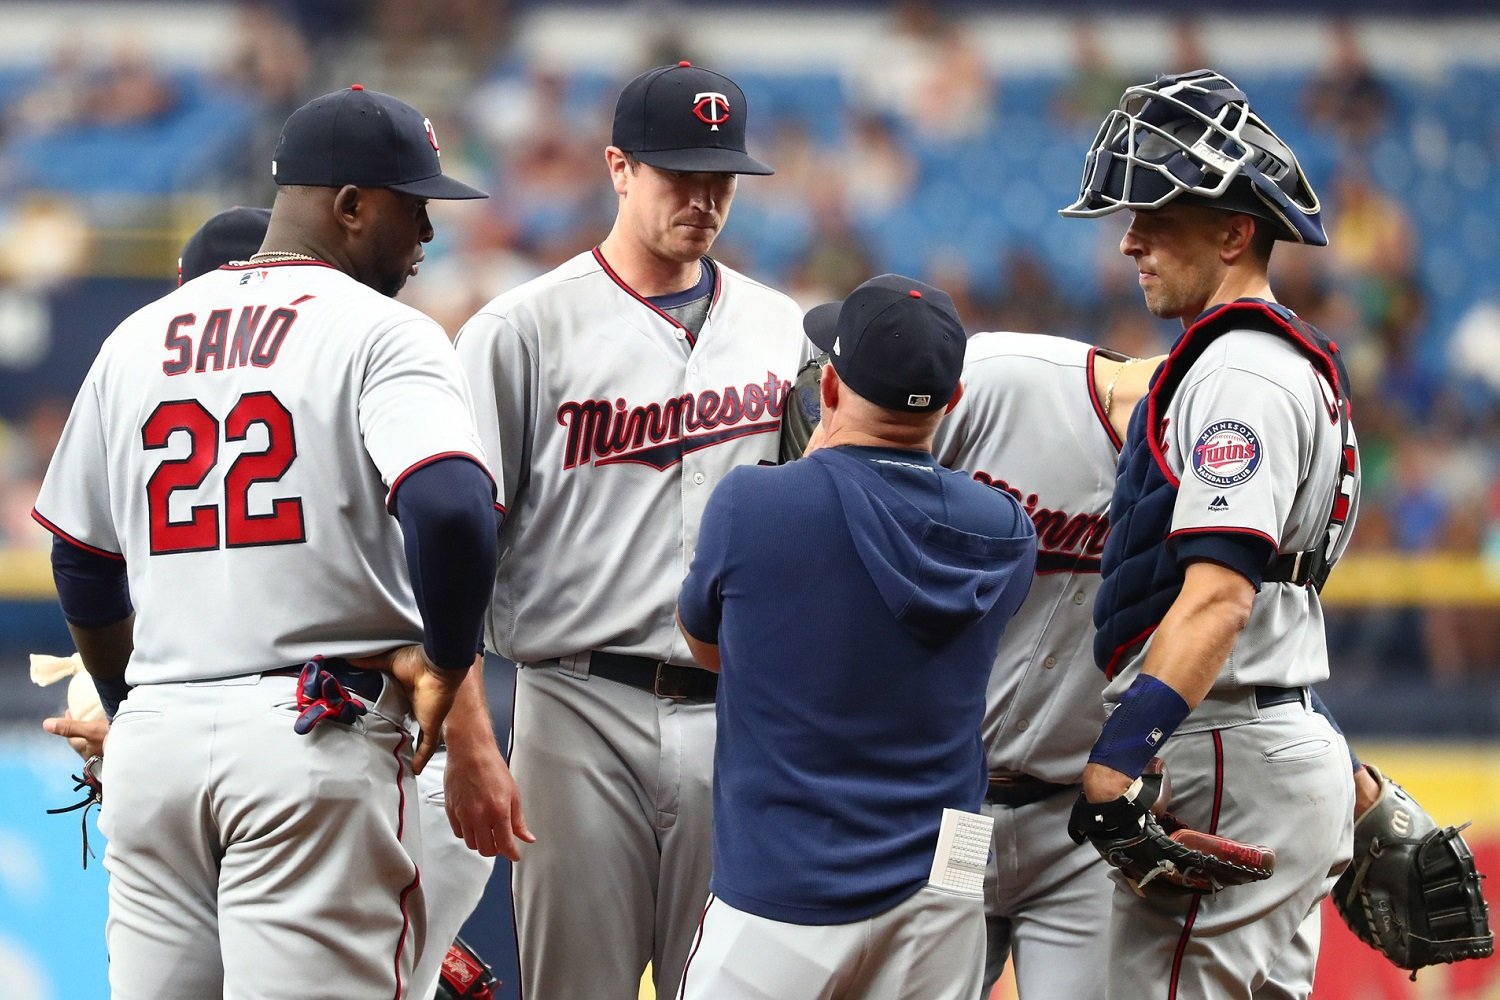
[245,251,322,264]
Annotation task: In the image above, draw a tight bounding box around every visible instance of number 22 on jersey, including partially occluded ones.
[144,391,304,554]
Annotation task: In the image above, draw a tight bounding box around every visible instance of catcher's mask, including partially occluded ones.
[1059,69,1327,246]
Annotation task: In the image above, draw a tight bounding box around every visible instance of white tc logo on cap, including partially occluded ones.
[693,92,730,130]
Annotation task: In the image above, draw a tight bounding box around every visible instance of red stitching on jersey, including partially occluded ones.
[508,680,527,1000]
[591,246,717,348]
[385,453,494,513]
[1086,347,1125,452]
[1209,729,1225,834]
[391,733,418,1000]
[679,894,715,994]
[220,260,338,271]
[1165,733,1224,1000]
[30,510,124,560]
[1166,525,1279,549]
[1166,895,1204,1000]
[1103,623,1158,680]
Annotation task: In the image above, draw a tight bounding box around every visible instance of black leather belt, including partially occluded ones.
[1254,685,1307,709]
[589,652,717,702]
[984,773,1076,808]
[264,658,385,703]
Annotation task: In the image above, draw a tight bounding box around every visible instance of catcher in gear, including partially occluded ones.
[1333,765,1493,977]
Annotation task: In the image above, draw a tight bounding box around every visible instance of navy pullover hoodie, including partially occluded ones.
[678,445,1036,924]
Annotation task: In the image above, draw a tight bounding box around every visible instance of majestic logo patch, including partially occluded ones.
[1192,420,1261,488]
[1209,495,1229,512]
[693,91,730,130]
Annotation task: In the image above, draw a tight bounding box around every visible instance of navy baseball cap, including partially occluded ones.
[612,61,773,175]
[179,206,270,284]
[272,85,488,199]
[803,274,966,413]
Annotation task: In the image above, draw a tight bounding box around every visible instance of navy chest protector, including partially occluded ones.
[1092,299,1355,678]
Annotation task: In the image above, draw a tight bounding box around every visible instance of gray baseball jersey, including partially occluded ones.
[456,249,809,667]
[1107,328,1361,704]
[932,332,1117,784]
[34,262,488,684]
[1098,315,1360,999]
[930,332,1119,999]
[455,248,809,1000]
[34,258,489,997]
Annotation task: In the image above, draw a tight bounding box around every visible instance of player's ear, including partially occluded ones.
[943,381,965,414]
[332,185,364,236]
[605,147,632,196]
[819,362,839,411]
[1220,213,1257,265]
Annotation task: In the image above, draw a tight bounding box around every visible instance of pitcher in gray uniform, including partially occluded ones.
[1059,69,1360,998]
[932,335,1157,999]
[456,63,810,1000]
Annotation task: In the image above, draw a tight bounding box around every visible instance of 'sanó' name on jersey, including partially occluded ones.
[971,470,1109,573]
[557,372,790,471]
[162,305,301,376]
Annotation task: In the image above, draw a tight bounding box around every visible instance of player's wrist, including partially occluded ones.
[422,640,474,679]
[1088,674,1191,779]
[91,674,132,721]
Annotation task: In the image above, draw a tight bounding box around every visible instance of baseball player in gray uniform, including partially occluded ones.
[1059,69,1361,998]
[455,62,810,1000]
[33,87,501,998]
[931,334,1157,999]
[178,205,514,1000]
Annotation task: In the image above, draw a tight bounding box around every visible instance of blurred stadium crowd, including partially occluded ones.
[1,0,1499,700]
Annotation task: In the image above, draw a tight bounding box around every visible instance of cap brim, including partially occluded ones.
[632,147,774,176]
[387,172,490,200]
[802,302,841,353]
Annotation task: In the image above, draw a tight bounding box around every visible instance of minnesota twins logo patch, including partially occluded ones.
[1192,420,1261,488]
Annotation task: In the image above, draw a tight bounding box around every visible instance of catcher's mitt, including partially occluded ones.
[778,352,828,463]
[47,754,103,869]
[1332,765,1493,977]
[434,935,499,999]
[1068,759,1276,897]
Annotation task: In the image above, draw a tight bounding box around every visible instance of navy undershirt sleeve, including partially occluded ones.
[50,536,132,628]
[393,457,499,671]
[1174,531,1275,589]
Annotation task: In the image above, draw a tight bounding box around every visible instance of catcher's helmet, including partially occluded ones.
[1059,69,1326,246]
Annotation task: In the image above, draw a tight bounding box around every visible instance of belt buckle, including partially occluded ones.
[652,663,688,701]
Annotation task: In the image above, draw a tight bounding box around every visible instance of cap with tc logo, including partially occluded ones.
[803,274,967,413]
[611,61,773,175]
[272,85,488,200]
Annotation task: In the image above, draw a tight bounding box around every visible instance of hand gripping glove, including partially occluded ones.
[1068,758,1276,896]
[778,352,829,463]
[1332,765,1493,977]
[434,936,500,999]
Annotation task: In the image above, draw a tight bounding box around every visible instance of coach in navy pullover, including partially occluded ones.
[675,275,1035,999]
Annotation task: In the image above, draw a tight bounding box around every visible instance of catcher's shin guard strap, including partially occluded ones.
[1089,674,1190,778]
